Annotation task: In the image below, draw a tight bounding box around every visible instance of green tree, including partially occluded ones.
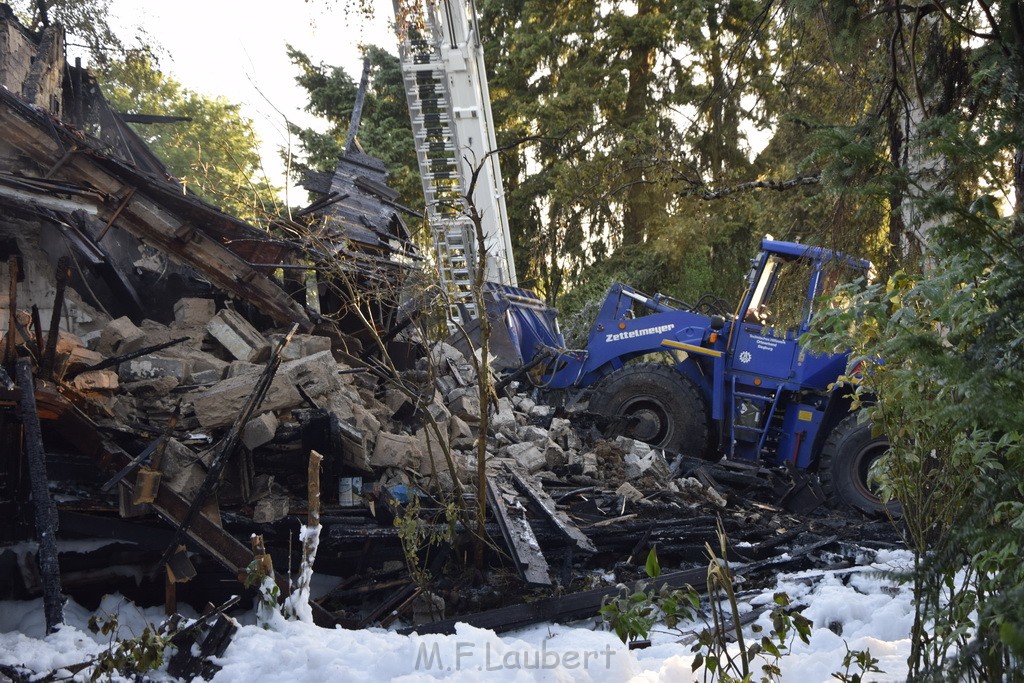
[9,0,130,65]
[802,3,1024,678]
[480,0,783,309]
[97,51,281,225]
[287,45,422,215]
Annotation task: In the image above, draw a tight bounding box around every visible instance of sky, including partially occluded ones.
[87,0,399,204]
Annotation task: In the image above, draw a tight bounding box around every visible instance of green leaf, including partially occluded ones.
[645,546,661,579]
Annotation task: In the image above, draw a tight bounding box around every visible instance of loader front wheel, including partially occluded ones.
[588,363,709,457]
[819,413,899,516]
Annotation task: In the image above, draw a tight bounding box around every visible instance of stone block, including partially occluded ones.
[549,418,580,450]
[253,495,290,523]
[188,368,223,385]
[227,361,262,378]
[269,333,332,361]
[544,440,567,469]
[97,316,145,356]
[623,443,670,481]
[503,441,546,474]
[206,309,270,362]
[447,387,480,422]
[418,424,453,477]
[489,397,517,436]
[194,372,302,429]
[430,341,467,369]
[582,452,598,477]
[242,412,279,450]
[518,424,550,446]
[70,369,118,392]
[118,355,192,383]
[615,482,644,503]
[174,298,216,326]
[370,431,423,469]
[160,439,212,500]
[280,350,342,398]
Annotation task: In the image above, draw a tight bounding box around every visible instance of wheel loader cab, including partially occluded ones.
[730,248,818,383]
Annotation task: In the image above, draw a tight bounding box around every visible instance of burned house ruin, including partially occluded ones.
[0,7,897,665]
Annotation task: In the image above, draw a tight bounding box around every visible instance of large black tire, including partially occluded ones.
[588,363,709,456]
[819,413,898,516]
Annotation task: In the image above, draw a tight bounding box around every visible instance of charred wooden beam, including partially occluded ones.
[40,257,69,379]
[66,335,189,379]
[486,474,551,586]
[14,359,65,633]
[4,255,16,367]
[0,90,311,328]
[402,566,708,636]
[505,464,596,554]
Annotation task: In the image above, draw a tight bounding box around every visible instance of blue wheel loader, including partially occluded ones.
[487,238,892,515]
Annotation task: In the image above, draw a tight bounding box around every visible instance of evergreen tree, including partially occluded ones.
[286,45,422,214]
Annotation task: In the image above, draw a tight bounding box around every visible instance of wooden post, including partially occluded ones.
[307,450,323,528]
[15,358,65,633]
[41,257,70,380]
[5,255,18,366]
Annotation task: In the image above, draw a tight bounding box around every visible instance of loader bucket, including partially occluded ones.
[448,283,564,373]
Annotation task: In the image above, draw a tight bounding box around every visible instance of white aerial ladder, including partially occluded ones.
[393,0,517,325]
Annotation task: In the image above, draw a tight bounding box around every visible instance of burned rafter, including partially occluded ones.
[0,87,311,328]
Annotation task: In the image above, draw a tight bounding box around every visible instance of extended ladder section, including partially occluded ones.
[394,0,517,326]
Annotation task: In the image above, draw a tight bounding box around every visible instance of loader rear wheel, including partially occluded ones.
[588,363,709,456]
[819,413,899,516]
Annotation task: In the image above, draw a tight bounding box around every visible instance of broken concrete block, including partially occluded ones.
[63,344,103,371]
[530,403,553,419]
[418,424,452,477]
[582,451,599,477]
[489,397,517,436]
[430,342,467,369]
[504,442,546,474]
[227,361,262,378]
[98,316,145,356]
[123,375,179,397]
[513,396,536,414]
[71,369,118,392]
[160,439,212,500]
[269,333,332,361]
[118,355,193,383]
[622,442,671,481]
[616,482,645,503]
[371,431,423,469]
[280,350,342,399]
[549,418,581,451]
[206,309,270,362]
[253,495,290,523]
[518,424,550,446]
[165,346,229,376]
[242,412,279,450]
[544,440,567,469]
[447,387,480,422]
[174,298,216,326]
[194,373,302,429]
[188,368,223,385]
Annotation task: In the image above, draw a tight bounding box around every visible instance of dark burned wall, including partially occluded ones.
[0,209,108,337]
[0,208,213,334]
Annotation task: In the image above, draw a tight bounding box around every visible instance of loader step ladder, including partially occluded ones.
[729,376,784,458]
[394,0,517,328]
